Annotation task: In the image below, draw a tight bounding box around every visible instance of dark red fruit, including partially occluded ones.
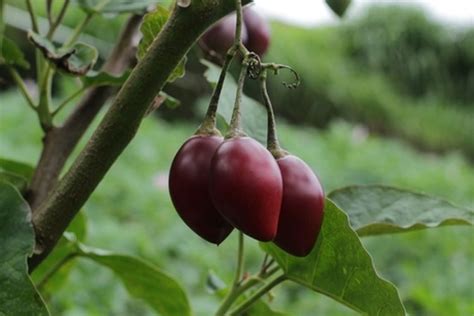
[209,137,283,241]
[243,7,271,56]
[169,135,233,245]
[199,13,248,56]
[273,155,324,257]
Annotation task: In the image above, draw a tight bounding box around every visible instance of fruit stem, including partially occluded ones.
[228,274,287,315]
[260,70,287,158]
[227,59,249,138]
[196,49,235,136]
[215,231,246,316]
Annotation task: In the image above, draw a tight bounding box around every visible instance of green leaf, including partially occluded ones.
[80,247,191,316]
[28,32,98,76]
[261,199,405,316]
[82,70,131,88]
[202,59,267,143]
[0,157,35,179]
[160,91,180,109]
[328,185,474,237]
[0,37,30,69]
[247,300,288,316]
[137,6,186,82]
[75,0,159,15]
[0,171,28,192]
[32,212,87,294]
[325,0,352,18]
[0,181,49,315]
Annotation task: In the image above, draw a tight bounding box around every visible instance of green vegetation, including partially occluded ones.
[1,89,473,315]
[262,6,474,159]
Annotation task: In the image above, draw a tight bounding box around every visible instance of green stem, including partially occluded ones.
[63,13,93,47]
[36,252,78,290]
[37,66,54,131]
[196,50,235,136]
[25,0,39,32]
[52,87,85,117]
[215,232,245,316]
[227,60,248,137]
[228,274,287,316]
[47,0,70,40]
[8,67,36,110]
[260,70,286,158]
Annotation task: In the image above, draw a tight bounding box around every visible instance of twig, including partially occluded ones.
[29,0,251,271]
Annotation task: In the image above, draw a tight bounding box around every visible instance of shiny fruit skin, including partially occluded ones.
[169,135,233,245]
[243,8,271,56]
[274,155,324,257]
[209,137,283,241]
[199,13,248,56]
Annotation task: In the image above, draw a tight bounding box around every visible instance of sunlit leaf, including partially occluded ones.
[329,185,474,236]
[0,182,49,315]
[261,200,405,315]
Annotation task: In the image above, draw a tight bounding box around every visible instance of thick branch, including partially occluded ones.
[27,14,142,210]
[30,0,249,270]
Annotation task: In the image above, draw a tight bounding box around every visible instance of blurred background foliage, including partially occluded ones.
[1,1,473,315]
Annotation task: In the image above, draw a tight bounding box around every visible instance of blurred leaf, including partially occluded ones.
[82,70,130,88]
[202,59,267,143]
[261,199,405,315]
[247,300,287,316]
[329,185,474,236]
[137,6,186,82]
[160,91,180,109]
[0,181,49,315]
[32,212,87,295]
[0,37,30,69]
[75,0,158,14]
[28,32,98,76]
[0,171,28,192]
[0,158,34,179]
[325,0,351,18]
[79,246,191,316]
[206,270,226,294]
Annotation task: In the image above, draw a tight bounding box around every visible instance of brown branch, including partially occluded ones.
[29,0,250,271]
[26,14,142,210]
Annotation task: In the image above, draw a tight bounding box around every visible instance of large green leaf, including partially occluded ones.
[261,199,405,315]
[0,182,49,315]
[0,37,30,69]
[0,158,34,179]
[79,246,191,316]
[202,59,267,143]
[137,6,186,82]
[32,212,87,294]
[0,158,35,192]
[329,185,474,237]
[28,32,98,76]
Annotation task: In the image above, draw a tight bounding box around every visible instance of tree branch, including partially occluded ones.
[26,14,142,210]
[29,0,250,271]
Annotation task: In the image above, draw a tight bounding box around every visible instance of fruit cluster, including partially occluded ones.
[199,7,271,57]
[169,9,324,258]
